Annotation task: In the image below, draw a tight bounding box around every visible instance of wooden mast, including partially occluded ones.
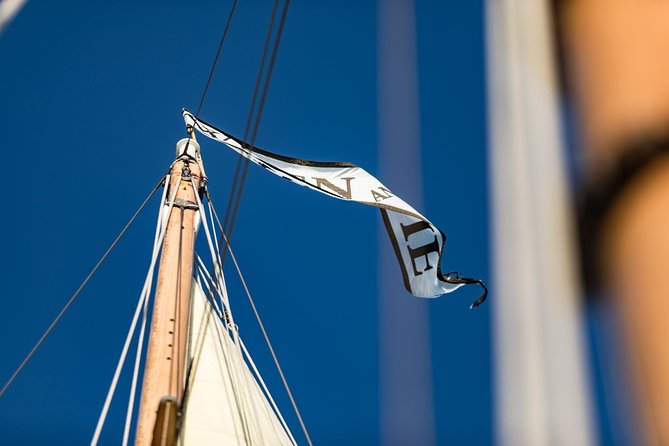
[135,137,203,446]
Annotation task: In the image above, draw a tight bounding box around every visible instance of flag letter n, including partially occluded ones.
[314,177,354,199]
[400,220,440,277]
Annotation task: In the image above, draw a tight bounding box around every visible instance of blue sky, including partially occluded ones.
[0,1,492,444]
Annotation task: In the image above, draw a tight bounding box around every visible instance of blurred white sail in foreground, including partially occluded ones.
[0,0,27,34]
[486,0,596,444]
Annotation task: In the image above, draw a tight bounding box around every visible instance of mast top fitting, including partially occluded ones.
[176,138,201,161]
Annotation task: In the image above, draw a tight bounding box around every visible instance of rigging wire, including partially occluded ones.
[195,0,239,118]
[0,176,165,400]
[220,0,291,267]
[180,0,239,163]
[221,0,280,240]
[205,188,314,446]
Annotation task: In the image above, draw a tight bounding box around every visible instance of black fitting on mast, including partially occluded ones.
[181,162,192,181]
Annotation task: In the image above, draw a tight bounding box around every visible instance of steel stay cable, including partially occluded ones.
[221,0,281,242]
[195,0,239,118]
[223,0,290,262]
[247,0,290,154]
[0,176,165,400]
[222,0,291,263]
[182,0,239,163]
[205,189,313,446]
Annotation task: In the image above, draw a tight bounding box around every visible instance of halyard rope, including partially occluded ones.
[121,174,172,446]
[91,175,179,446]
[189,178,258,444]
[205,188,314,446]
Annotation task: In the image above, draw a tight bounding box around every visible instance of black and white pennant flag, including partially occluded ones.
[183,110,487,307]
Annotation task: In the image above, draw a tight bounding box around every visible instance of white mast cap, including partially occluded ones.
[176,138,201,161]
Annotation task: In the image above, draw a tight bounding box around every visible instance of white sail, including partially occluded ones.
[180,278,295,445]
[0,0,27,33]
[486,0,595,444]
